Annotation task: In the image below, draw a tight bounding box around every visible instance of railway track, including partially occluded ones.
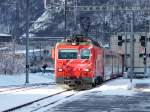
[3,89,76,112]
[0,83,55,94]
[10,82,113,112]
[3,82,105,112]
[2,78,120,112]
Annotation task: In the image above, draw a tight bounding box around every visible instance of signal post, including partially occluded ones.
[139,35,147,77]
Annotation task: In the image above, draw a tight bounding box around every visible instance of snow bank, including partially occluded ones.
[87,78,136,96]
[90,78,150,96]
[0,72,54,87]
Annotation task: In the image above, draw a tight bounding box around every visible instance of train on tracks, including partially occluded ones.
[51,35,124,87]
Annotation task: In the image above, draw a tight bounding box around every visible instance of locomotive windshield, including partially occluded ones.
[58,49,78,59]
[80,48,90,59]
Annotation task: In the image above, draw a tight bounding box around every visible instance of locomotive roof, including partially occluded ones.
[58,36,101,47]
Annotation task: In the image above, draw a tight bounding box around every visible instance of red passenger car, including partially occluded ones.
[52,36,123,87]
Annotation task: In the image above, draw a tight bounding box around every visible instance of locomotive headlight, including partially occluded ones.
[57,68,63,72]
[72,43,76,45]
[84,68,90,72]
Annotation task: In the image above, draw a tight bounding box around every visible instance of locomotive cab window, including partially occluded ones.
[58,49,78,59]
[80,48,90,59]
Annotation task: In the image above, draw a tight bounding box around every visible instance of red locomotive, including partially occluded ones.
[51,35,124,87]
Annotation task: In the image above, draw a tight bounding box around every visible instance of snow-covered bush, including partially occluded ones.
[0,48,25,75]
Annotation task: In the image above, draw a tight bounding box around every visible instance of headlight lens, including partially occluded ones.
[84,68,90,72]
[57,68,63,72]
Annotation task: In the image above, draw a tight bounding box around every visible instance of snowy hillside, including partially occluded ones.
[1,0,150,44]
[0,0,44,40]
[29,0,150,44]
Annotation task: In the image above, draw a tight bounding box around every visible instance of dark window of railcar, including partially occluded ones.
[80,48,90,59]
[58,49,78,59]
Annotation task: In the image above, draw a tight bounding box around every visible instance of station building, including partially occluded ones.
[110,32,150,74]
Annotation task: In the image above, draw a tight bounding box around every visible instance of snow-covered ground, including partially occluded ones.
[0,85,66,112]
[1,73,150,111]
[0,72,59,112]
[15,78,150,112]
[0,72,54,87]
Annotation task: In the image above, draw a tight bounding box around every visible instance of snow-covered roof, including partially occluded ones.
[20,36,64,41]
[21,36,64,39]
[0,47,9,51]
[15,49,44,54]
[0,33,11,37]
[102,44,110,48]
[21,33,36,38]
[0,33,12,42]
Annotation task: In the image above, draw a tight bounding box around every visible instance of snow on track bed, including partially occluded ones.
[0,83,55,93]
[1,78,126,112]
[4,83,111,112]
[0,84,67,112]
[4,89,76,112]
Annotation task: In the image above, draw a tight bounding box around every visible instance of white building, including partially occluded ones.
[110,32,150,75]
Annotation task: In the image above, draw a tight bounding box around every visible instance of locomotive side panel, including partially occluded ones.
[103,51,124,80]
[104,50,113,80]
[94,47,104,79]
[112,54,119,77]
[118,54,124,76]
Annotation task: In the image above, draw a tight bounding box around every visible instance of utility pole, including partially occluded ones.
[144,36,147,77]
[25,0,29,84]
[74,0,77,26]
[12,1,19,74]
[43,0,47,9]
[144,22,147,77]
[125,28,128,72]
[140,35,147,77]
[130,11,134,83]
[124,15,128,72]
[64,0,67,39]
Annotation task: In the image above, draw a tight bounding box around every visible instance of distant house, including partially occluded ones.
[20,34,64,42]
[0,33,12,42]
